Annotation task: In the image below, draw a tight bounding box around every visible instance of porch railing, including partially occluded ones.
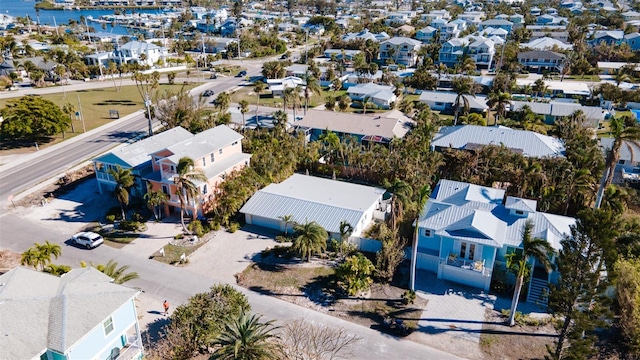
[116,336,143,360]
[442,258,491,276]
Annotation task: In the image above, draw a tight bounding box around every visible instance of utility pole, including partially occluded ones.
[77,94,86,133]
[85,18,104,80]
[145,93,153,136]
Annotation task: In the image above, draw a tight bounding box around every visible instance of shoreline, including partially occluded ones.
[34,3,169,11]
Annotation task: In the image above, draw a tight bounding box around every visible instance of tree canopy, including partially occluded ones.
[1,95,70,141]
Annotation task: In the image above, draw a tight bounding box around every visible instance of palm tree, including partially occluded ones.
[339,220,354,256]
[292,221,328,262]
[36,241,62,265]
[84,260,139,284]
[331,78,342,95]
[386,179,413,231]
[215,91,231,113]
[20,248,40,270]
[532,78,548,98]
[107,165,135,220]
[507,220,554,326]
[239,99,250,127]
[43,263,71,276]
[175,157,208,233]
[62,102,76,133]
[410,185,431,290]
[278,214,295,236]
[613,69,631,88]
[602,116,640,191]
[253,81,267,118]
[486,91,511,126]
[303,76,321,115]
[451,76,476,126]
[213,312,279,360]
[144,184,169,221]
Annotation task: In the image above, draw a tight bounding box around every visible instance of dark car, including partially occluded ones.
[209,73,218,79]
[236,70,247,77]
[203,90,215,97]
[280,54,288,60]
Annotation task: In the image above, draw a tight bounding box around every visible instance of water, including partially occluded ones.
[1,0,163,35]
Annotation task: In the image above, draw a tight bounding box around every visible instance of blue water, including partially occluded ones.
[1,0,162,34]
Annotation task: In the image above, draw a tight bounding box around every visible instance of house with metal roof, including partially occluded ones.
[600,138,640,183]
[240,174,388,241]
[293,109,414,146]
[411,179,575,301]
[93,126,193,196]
[346,83,397,109]
[379,37,423,67]
[510,100,604,127]
[0,267,142,360]
[144,125,251,217]
[431,125,566,158]
[517,50,566,73]
[418,91,489,114]
[520,37,573,51]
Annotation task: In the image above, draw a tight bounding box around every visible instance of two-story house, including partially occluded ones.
[589,30,625,46]
[116,41,169,67]
[1,267,143,360]
[439,37,470,68]
[93,127,193,197]
[420,9,451,23]
[385,12,411,26]
[342,29,390,43]
[144,125,252,217]
[416,26,438,42]
[439,35,496,69]
[379,37,422,66]
[624,32,640,51]
[457,11,485,26]
[411,179,575,303]
[479,19,513,34]
[517,50,566,73]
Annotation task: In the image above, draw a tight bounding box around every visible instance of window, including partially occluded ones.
[95,163,104,171]
[515,210,524,215]
[211,153,215,163]
[170,165,175,172]
[202,157,206,166]
[460,242,477,260]
[219,149,223,155]
[162,185,169,195]
[232,141,238,146]
[202,184,208,194]
[424,229,432,237]
[103,317,114,336]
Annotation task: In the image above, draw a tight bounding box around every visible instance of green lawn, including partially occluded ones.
[0,83,196,150]
[151,242,207,265]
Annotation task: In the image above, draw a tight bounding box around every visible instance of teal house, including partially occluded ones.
[0,267,142,360]
[411,180,574,302]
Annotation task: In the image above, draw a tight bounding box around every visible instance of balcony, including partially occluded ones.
[437,257,492,291]
[115,335,143,360]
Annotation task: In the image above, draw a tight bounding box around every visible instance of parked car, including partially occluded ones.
[209,73,218,79]
[72,232,104,249]
[236,70,247,77]
[203,90,215,97]
[280,54,289,60]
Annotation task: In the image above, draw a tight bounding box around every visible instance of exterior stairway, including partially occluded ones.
[527,276,549,305]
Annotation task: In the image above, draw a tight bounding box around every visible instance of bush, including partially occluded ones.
[208,220,221,231]
[188,220,205,237]
[174,233,184,240]
[106,206,122,220]
[402,290,416,305]
[328,239,340,252]
[227,222,240,233]
[131,212,145,222]
[105,215,116,224]
[119,220,142,232]
[336,253,375,296]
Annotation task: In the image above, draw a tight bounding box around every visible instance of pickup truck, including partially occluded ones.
[72,232,104,249]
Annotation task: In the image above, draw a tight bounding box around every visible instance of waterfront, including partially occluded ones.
[2,0,162,34]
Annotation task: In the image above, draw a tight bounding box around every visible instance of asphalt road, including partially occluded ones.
[0,67,261,205]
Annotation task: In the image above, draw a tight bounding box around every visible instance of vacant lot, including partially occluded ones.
[0,83,196,152]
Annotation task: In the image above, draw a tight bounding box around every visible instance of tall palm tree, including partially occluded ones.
[213,312,279,360]
[20,248,40,270]
[602,116,640,191]
[215,91,231,113]
[107,165,134,220]
[303,76,321,115]
[175,157,208,233]
[386,179,413,231]
[62,102,76,133]
[144,184,169,221]
[410,185,431,290]
[93,260,139,284]
[239,99,250,127]
[36,241,62,266]
[451,76,476,126]
[292,221,328,262]
[253,81,267,118]
[507,220,554,326]
[287,87,302,120]
[486,91,511,126]
[532,78,548,98]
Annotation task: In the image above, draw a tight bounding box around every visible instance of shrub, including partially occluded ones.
[328,239,340,252]
[131,212,145,222]
[119,220,142,232]
[105,215,116,224]
[174,233,184,240]
[208,220,221,231]
[336,253,375,296]
[106,206,122,220]
[228,222,240,233]
[188,220,205,237]
[402,290,417,305]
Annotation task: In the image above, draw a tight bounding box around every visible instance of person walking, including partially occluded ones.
[163,300,170,316]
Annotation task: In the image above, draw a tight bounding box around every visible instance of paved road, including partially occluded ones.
[0,67,262,205]
[0,210,463,360]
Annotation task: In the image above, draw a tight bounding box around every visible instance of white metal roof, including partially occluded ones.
[240,174,385,234]
[159,125,244,164]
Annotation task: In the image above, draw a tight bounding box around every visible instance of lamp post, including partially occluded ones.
[144,94,153,136]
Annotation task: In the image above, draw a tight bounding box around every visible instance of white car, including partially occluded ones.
[72,232,104,249]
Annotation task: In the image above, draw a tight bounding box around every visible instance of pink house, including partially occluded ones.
[144,125,251,217]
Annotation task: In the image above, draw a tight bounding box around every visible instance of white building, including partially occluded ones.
[379,37,422,67]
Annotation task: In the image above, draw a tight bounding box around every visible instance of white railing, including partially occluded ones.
[441,258,491,276]
[117,336,143,360]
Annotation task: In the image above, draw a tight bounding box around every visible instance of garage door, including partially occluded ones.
[251,216,282,232]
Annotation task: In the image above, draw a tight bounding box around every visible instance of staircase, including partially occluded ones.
[527,277,549,305]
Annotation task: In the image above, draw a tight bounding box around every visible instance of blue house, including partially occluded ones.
[411,180,574,302]
[0,267,143,360]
